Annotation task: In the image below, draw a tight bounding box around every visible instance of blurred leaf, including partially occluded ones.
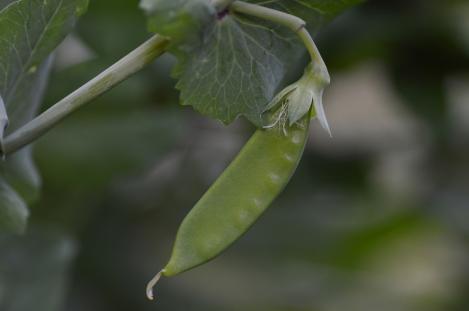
[0,0,88,102]
[0,59,50,233]
[1,59,51,202]
[0,0,89,232]
[77,1,149,58]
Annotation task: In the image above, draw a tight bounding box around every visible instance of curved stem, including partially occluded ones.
[230,1,326,68]
[297,27,327,69]
[2,34,170,156]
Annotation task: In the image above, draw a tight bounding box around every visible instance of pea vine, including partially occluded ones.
[0,0,363,300]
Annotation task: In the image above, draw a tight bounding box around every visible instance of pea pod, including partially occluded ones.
[176,115,308,267]
[146,112,311,298]
[146,63,330,300]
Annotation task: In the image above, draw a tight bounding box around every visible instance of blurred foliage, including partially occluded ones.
[1,0,469,310]
[0,0,89,233]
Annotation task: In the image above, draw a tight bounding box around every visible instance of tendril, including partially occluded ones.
[146,270,163,301]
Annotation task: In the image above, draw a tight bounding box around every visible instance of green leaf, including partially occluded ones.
[177,16,300,126]
[0,0,89,233]
[0,0,89,106]
[142,0,363,126]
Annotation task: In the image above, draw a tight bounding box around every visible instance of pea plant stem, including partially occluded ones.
[230,1,327,69]
[2,34,170,156]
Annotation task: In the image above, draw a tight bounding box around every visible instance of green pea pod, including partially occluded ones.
[146,111,311,299]
[146,61,330,300]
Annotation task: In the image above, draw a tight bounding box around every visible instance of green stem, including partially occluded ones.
[230,1,326,69]
[2,34,170,156]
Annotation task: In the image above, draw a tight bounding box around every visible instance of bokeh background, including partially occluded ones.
[1,0,469,310]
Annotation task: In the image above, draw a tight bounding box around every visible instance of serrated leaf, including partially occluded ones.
[0,0,89,233]
[142,0,363,126]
